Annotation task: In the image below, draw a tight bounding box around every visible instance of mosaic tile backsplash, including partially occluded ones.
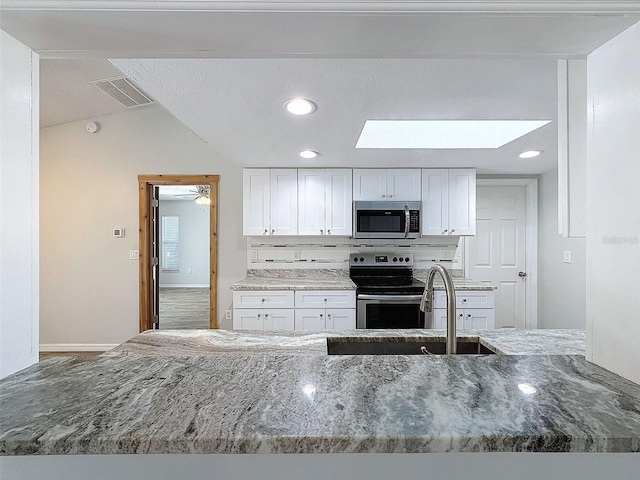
[246,236,463,270]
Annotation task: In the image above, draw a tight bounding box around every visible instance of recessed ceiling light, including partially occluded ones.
[519,150,543,159]
[284,98,317,116]
[299,150,319,159]
[356,120,551,149]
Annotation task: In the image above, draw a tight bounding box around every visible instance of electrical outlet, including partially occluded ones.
[187,268,192,274]
[129,250,139,260]
[225,310,232,320]
[294,250,300,260]
[563,251,572,263]
[250,250,258,260]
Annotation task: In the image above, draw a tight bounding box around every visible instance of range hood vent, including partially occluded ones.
[91,76,154,108]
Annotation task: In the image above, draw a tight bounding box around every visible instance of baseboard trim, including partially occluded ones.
[39,344,119,352]
[160,284,209,288]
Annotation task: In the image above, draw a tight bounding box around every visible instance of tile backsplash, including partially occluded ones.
[247,236,463,270]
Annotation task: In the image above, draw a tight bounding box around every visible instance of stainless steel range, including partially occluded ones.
[350,253,430,329]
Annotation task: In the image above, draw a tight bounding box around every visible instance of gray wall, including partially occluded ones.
[538,169,586,329]
[159,200,210,286]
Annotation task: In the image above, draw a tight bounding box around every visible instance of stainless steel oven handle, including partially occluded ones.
[357,294,424,301]
[404,204,410,238]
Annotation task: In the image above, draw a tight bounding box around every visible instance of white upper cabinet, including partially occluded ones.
[298,169,352,236]
[353,169,420,201]
[242,169,297,236]
[421,168,476,236]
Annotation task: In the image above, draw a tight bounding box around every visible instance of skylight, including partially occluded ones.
[355,120,551,149]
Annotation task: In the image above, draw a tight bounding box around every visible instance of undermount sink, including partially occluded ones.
[326,338,496,355]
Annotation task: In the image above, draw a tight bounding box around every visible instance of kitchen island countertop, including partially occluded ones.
[2,328,640,455]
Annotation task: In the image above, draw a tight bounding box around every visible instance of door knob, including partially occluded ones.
[518,271,527,278]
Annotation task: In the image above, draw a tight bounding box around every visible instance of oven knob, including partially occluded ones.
[359,257,364,262]
[405,257,410,262]
[393,257,398,262]
[353,257,358,262]
[398,257,403,262]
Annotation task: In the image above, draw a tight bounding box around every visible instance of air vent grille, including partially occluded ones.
[91,77,154,108]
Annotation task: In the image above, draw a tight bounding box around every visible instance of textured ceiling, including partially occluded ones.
[39,59,130,128]
[112,57,559,174]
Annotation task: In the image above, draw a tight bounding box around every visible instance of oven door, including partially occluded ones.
[356,294,431,329]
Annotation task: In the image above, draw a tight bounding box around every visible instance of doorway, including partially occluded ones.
[465,178,538,329]
[138,175,219,331]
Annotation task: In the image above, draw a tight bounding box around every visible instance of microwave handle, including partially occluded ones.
[404,204,410,238]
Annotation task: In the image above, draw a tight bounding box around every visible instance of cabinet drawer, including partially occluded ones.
[233,290,294,309]
[295,290,356,309]
[433,291,494,309]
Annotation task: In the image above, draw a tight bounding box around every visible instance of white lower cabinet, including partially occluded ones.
[433,290,495,329]
[233,308,295,330]
[294,308,356,330]
[233,289,356,331]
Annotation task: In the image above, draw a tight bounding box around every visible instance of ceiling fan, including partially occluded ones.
[174,185,211,205]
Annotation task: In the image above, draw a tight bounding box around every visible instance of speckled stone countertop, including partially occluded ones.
[230,269,495,291]
[3,328,640,455]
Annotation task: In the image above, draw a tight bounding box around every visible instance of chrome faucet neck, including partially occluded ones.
[420,264,457,355]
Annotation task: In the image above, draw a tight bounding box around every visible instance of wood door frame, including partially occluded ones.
[464,178,538,329]
[138,174,219,332]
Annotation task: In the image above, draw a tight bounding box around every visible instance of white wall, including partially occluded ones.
[40,106,244,347]
[159,200,209,286]
[586,22,640,384]
[538,169,586,329]
[0,31,39,378]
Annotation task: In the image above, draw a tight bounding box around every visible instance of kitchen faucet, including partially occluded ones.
[420,264,457,355]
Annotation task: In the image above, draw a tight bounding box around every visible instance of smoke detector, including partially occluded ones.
[91,76,154,108]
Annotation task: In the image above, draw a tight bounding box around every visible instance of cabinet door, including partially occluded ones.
[353,169,387,201]
[325,169,353,236]
[387,169,421,201]
[326,309,355,330]
[242,169,270,236]
[233,290,295,309]
[298,169,326,236]
[270,169,298,235]
[294,309,326,330]
[421,169,449,235]
[432,309,448,329]
[263,309,295,330]
[461,309,495,329]
[295,290,356,309]
[448,168,476,236]
[232,309,263,330]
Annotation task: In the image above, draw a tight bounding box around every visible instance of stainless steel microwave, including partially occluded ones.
[353,201,421,239]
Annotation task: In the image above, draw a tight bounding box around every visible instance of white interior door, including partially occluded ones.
[466,185,527,328]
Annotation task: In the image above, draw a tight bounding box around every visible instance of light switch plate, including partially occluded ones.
[563,251,572,263]
[129,250,139,260]
[225,310,232,320]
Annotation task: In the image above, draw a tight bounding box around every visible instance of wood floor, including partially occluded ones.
[159,287,210,329]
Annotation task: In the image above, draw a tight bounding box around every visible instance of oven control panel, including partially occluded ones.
[350,253,414,267]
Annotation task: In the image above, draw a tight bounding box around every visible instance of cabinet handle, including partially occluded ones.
[328,314,332,318]
[458,313,463,318]
[261,298,265,303]
[320,314,323,318]
[271,229,275,234]
[320,229,323,234]
[257,314,261,318]
[450,229,455,234]
[462,298,467,303]
[382,194,386,198]
[467,314,471,318]
[263,229,268,234]
[327,229,331,235]
[265,314,269,318]
[388,194,393,198]
[442,229,448,234]
[324,298,327,302]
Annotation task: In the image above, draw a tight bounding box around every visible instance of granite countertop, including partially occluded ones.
[3,328,640,455]
[230,269,495,291]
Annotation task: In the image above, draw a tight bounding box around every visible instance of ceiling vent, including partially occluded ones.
[91,76,154,108]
